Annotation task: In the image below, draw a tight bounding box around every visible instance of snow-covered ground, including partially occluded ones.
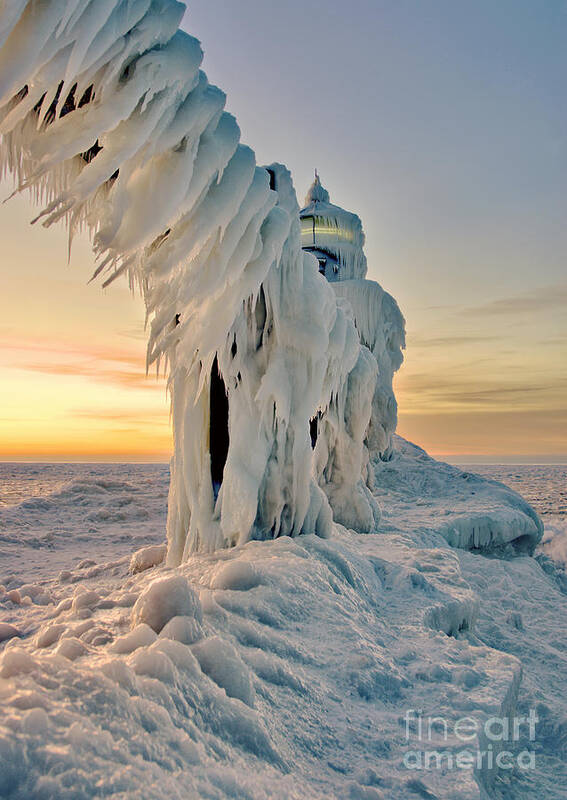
[0,463,169,586]
[1,441,566,799]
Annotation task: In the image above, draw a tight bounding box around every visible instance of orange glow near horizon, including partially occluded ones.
[0,189,171,462]
[0,344,171,461]
[1,185,566,463]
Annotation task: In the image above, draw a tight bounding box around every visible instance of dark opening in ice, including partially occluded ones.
[210,356,229,500]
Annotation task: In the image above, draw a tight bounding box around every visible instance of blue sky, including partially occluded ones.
[184,0,566,300]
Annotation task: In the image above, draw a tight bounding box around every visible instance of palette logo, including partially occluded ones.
[403,709,538,772]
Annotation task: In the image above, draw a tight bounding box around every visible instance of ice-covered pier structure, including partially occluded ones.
[0,0,407,562]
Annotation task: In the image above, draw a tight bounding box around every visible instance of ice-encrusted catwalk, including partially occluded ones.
[0,0,408,560]
[0,0,542,562]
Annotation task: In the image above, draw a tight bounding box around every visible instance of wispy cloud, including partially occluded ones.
[18,361,165,391]
[396,369,567,410]
[461,285,567,318]
[1,335,165,391]
[71,407,169,424]
[408,333,503,348]
[116,327,149,342]
[0,336,145,364]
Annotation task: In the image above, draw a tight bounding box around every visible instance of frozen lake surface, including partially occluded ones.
[0,463,169,584]
[459,464,566,521]
[2,461,564,583]
[1,447,566,799]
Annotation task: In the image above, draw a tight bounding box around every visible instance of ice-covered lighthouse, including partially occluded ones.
[0,0,405,559]
[300,171,406,462]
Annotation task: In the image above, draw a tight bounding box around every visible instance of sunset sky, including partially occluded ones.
[1,0,566,462]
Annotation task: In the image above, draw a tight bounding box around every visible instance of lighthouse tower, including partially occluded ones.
[299,171,367,282]
[300,171,406,461]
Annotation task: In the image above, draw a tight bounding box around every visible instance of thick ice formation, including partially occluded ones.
[0,450,551,799]
[332,280,405,459]
[0,0,405,559]
[300,175,406,460]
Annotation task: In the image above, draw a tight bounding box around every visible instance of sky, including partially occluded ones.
[1,0,566,461]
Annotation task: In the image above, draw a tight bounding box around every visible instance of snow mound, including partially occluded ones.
[192,636,255,706]
[0,494,543,799]
[0,622,21,643]
[373,437,543,554]
[210,559,264,591]
[539,517,567,569]
[129,543,167,574]
[110,623,157,654]
[159,615,203,645]
[131,574,203,633]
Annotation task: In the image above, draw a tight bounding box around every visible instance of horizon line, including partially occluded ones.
[1,454,567,466]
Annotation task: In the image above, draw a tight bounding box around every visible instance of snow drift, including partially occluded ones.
[374,438,543,555]
[0,441,558,799]
[0,515,522,800]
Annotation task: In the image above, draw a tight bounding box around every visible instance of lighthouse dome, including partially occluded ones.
[299,172,367,282]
